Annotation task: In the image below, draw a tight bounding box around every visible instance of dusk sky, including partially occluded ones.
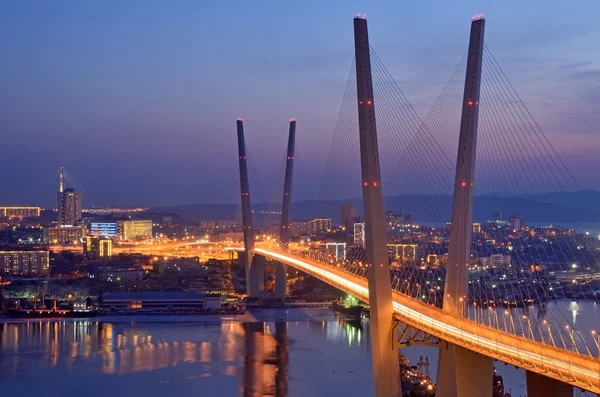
[2,1,599,207]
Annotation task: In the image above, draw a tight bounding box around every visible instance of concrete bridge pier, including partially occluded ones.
[437,342,493,397]
[252,255,265,296]
[526,371,574,397]
[274,263,287,301]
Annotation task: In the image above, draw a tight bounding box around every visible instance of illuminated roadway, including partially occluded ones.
[232,247,600,394]
[51,239,230,260]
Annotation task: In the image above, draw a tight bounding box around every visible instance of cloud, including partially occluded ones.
[565,69,600,81]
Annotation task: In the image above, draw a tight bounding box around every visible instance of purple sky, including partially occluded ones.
[1,1,599,207]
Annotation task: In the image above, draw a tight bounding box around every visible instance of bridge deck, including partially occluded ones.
[240,248,600,393]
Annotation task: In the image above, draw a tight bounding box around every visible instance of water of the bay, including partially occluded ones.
[0,305,597,397]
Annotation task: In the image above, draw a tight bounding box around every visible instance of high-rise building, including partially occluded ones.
[309,218,331,235]
[0,251,49,276]
[83,236,112,261]
[341,203,359,229]
[472,223,481,234]
[492,210,502,223]
[508,215,524,232]
[57,167,82,226]
[354,222,365,247]
[118,220,153,240]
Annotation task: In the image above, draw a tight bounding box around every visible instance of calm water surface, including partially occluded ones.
[0,306,597,397]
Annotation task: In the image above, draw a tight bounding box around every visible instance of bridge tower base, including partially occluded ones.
[253,255,265,297]
[437,343,493,397]
[274,264,286,301]
[526,370,573,397]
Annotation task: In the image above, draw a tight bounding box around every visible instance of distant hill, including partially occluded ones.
[516,190,600,211]
[151,191,600,224]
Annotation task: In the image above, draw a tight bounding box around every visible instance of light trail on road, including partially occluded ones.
[251,248,600,394]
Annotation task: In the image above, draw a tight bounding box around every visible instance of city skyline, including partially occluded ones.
[2,1,600,207]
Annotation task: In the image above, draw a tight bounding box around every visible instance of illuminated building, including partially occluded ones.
[12,227,43,245]
[83,236,112,261]
[508,215,524,232]
[290,221,311,237]
[354,222,365,247]
[325,242,346,261]
[57,168,82,226]
[472,223,481,234]
[90,222,118,237]
[101,291,205,310]
[341,203,359,229]
[310,218,331,235]
[83,207,147,215]
[388,244,418,262]
[479,254,511,268]
[0,250,49,276]
[118,220,152,240]
[384,210,403,228]
[218,231,244,242]
[153,257,200,273]
[94,264,143,282]
[0,207,41,218]
[43,226,86,243]
[216,220,238,229]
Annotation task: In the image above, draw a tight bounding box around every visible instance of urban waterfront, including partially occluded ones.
[0,305,597,397]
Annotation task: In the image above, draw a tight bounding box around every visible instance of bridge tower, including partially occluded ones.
[275,119,296,301]
[437,16,494,397]
[353,16,401,397]
[236,119,260,298]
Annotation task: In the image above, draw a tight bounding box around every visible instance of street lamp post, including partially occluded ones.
[592,330,599,358]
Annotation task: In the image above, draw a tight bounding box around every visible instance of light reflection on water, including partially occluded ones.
[0,310,375,397]
[0,304,597,397]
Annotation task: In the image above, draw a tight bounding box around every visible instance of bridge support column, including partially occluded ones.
[526,371,573,397]
[236,119,259,297]
[253,255,265,296]
[276,119,296,301]
[438,16,491,397]
[437,343,493,397]
[274,264,287,301]
[354,16,401,397]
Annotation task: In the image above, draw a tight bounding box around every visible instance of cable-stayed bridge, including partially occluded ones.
[231,15,600,397]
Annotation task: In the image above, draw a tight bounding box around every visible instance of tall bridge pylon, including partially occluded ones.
[236,118,260,298]
[353,16,401,397]
[275,119,296,300]
[437,16,494,397]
